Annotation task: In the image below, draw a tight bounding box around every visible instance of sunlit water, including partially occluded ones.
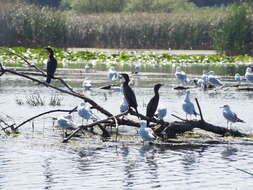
[1,68,253,189]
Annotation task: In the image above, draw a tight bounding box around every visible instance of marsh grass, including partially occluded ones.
[0,2,227,50]
[25,94,45,106]
[49,94,63,106]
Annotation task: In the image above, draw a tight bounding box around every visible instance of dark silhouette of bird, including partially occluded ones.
[120,73,139,117]
[45,47,57,84]
[146,83,162,126]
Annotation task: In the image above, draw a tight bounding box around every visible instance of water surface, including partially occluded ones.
[0,68,253,189]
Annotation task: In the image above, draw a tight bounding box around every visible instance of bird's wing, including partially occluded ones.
[209,77,222,86]
[123,85,138,108]
[176,73,186,81]
[223,110,237,122]
[146,96,158,117]
[47,58,57,77]
[246,73,253,82]
[183,101,195,114]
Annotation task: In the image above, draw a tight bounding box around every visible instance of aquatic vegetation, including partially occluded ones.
[25,94,45,106]
[1,47,253,75]
[49,94,63,106]
[15,98,24,105]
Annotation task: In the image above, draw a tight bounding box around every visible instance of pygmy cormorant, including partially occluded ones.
[45,47,57,84]
[120,73,139,117]
[146,83,162,126]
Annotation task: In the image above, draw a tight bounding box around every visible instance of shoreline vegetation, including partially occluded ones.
[0,1,252,55]
[1,47,252,75]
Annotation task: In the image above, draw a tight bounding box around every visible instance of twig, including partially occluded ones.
[0,65,113,117]
[14,108,77,130]
[0,47,45,74]
[171,114,187,122]
[63,111,129,143]
[195,98,204,121]
[0,48,73,92]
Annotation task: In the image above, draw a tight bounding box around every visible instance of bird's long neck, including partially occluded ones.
[154,88,160,96]
[123,80,129,86]
[49,53,54,60]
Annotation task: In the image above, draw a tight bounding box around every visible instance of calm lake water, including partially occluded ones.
[1,68,253,189]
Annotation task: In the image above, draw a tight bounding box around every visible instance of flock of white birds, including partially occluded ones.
[57,65,252,143]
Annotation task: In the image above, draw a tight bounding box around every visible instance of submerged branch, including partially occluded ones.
[14,108,77,130]
[62,110,129,143]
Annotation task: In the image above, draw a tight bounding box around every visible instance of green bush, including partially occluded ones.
[124,0,196,12]
[62,0,127,13]
[212,3,253,55]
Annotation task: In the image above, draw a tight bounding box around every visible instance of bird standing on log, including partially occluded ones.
[45,47,57,84]
[182,90,198,120]
[120,73,139,117]
[221,104,244,129]
[146,83,162,126]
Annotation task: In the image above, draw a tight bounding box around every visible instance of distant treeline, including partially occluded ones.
[0,1,252,55]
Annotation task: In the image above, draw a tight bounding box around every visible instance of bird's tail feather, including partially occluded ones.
[237,118,244,123]
[46,76,51,84]
[135,108,140,119]
[194,111,199,116]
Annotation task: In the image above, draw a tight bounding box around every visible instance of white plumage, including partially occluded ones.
[175,67,188,84]
[182,91,198,120]
[245,67,253,83]
[57,114,77,130]
[120,97,129,113]
[155,107,167,120]
[234,73,241,82]
[82,78,92,90]
[107,66,118,81]
[77,103,93,121]
[207,71,223,86]
[221,104,244,129]
[138,121,155,142]
[134,65,141,74]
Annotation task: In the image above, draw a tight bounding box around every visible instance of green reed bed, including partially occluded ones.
[0,2,226,50]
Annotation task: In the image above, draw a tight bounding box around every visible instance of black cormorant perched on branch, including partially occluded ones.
[120,73,139,118]
[45,47,57,84]
[146,83,162,126]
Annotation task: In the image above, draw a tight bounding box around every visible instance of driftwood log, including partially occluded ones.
[0,48,249,143]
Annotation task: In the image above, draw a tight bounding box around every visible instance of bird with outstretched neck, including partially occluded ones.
[45,47,57,84]
[120,73,139,118]
[146,83,162,126]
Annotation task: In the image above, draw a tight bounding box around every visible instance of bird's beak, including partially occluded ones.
[219,106,224,108]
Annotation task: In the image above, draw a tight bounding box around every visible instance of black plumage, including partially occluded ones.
[45,47,57,84]
[121,73,139,117]
[146,83,162,126]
